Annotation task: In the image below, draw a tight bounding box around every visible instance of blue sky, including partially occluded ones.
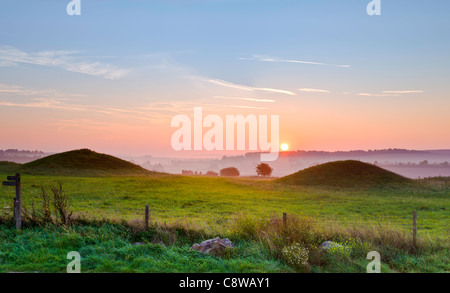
[0,0,449,155]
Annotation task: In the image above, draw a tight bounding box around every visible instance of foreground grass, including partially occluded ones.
[0,174,448,238]
[0,221,293,273]
[0,217,447,273]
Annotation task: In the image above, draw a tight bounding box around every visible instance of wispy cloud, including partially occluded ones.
[230,105,268,110]
[358,93,399,97]
[382,90,424,94]
[213,96,275,103]
[0,98,87,111]
[0,46,128,79]
[0,83,169,121]
[298,88,330,93]
[50,119,112,132]
[240,55,350,68]
[0,97,177,122]
[206,79,296,96]
[358,90,424,97]
[0,83,85,98]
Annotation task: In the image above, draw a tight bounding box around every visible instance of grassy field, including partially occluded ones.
[0,171,449,273]
[0,153,448,273]
[1,173,448,235]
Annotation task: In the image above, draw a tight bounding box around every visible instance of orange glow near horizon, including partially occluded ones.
[1,84,450,157]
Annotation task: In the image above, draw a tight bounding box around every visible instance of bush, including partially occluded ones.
[231,214,315,255]
[282,243,309,267]
[256,163,273,177]
[220,167,240,177]
[22,182,73,226]
[51,182,72,225]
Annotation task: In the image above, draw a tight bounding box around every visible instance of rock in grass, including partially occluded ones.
[318,241,343,250]
[190,237,235,255]
[318,241,351,254]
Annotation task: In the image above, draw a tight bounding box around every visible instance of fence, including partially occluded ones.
[1,186,448,246]
[133,205,449,248]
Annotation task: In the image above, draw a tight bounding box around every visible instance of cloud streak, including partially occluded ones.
[382,90,424,94]
[0,46,128,79]
[230,105,268,110]
[298,88,330,93]
[207,79,296,96]
[358,93,399,97]
[358,90,424,97]
[213,96,275,103]
[240,55,350,68]
[0,83,85,98]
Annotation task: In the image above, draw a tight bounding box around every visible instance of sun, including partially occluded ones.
[281,143,289,151]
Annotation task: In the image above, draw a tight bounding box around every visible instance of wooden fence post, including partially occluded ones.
[145,205,150,231]
[412,210,417,247]
[283,212,287,227]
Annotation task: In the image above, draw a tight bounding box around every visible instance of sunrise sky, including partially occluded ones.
[0,0,449,157]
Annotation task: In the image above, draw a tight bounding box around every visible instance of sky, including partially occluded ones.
[0,0,449,157]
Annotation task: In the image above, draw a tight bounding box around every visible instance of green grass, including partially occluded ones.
[0,222,293,273]
[276,160,412,188]
[1,174,447,237]
[0,161,448,273]
[0,214,447,273]
[0,161,21,174]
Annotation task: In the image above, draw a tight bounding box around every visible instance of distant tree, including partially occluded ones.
[256,163,273,177]
[181,170,194,175]
[220,167,240,177]
[206,171,218,177]
[419,160,429,166]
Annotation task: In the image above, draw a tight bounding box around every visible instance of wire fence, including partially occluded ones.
[1,196,448,241]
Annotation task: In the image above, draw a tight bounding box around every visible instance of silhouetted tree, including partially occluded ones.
[256,163,273,177]
[419,160,429,166]
[206,171,218,177]
[220,167,240,177]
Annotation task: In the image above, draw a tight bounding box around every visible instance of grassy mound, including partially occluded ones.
[18,149,154,176]
[276,160,411,188]
[0,161,21,173]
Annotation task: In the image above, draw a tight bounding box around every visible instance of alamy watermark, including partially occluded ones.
[66,1,381,16]
[171,107,280,161]
[66,0,81,16]
[367,0,381,16]
[67,251,81,273]
[366,251,381,273]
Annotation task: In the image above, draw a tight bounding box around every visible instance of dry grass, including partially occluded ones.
[230,213,315,256]
[230,213,442,255]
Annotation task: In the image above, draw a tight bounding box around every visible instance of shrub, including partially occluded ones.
[282,243,309,267]
[220,167,240,177]
[40,185,52,222]
[51,182,73,225]
[231,214,314,256]
[205,171,219,177]
[22,182,73,226]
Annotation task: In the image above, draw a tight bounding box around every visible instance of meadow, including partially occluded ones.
[0,171,449,273]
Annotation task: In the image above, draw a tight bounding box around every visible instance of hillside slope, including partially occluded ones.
[276,160,411,188]
[18,149,154,176]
